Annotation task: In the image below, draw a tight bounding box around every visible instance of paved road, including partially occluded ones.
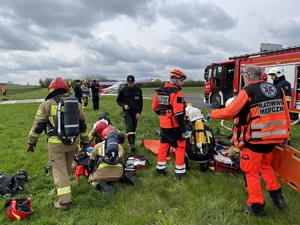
[144,93,214,110]
[0,93,214,110]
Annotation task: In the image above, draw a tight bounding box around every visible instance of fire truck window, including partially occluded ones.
[213,66,223,86]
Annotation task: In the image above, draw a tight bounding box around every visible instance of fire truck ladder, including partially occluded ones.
[229,45,300,60]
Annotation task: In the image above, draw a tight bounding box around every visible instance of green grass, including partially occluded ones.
[0,90,300,224]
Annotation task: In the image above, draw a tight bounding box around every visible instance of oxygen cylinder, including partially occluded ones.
[195,120,206,150]
[106,130,119,161]
[63,96,80,137]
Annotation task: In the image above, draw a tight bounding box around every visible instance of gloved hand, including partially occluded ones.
[27,143,36,153]
[206,113,211,122]
[81,143,90,152]
[183,130,189,137]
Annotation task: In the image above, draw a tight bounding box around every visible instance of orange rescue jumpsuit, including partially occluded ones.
[210,80,290,205]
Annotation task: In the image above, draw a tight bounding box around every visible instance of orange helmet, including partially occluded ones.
[261,72,268,81]
[95,121,108,136]
[170,68,186,80]
[48,77,68,93]
[102,126,115,139]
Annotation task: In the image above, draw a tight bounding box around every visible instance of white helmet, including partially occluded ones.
[188,107,205,122]
[225,97,236,107]
[268,67,284,77]
[185,104,193,115]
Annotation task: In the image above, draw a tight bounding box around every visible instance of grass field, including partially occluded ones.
[0,88,300,224]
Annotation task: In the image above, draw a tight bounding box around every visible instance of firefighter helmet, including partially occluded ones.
[188,107,205,122]
[95,121,108,136]
[268,67,284,77]
[5,198,33,221]
[102,126,115,139]
[261,72,268,81]
[84,79,89,84]
[48,77,68,93]
[225,97,236,107]
[170,68,186,80]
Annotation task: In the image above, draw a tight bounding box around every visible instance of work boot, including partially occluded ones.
[95,180,116,195]
[175,173,186,181]
[269,188,287,209]
[130,144,136,152]
[121,172,141,185]
[156,168,167,176]
[200,162,208,172]
[52,201,72,211]
[244,203,266,217]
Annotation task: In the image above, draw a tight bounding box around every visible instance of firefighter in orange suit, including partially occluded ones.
[152,68,188,179]
[27,77,90,211]
[206,64,291,216]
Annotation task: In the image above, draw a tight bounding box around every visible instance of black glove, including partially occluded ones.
[27,143,36,153]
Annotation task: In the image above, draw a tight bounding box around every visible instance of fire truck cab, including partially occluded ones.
[204,46,300,117]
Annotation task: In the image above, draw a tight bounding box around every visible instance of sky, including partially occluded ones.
[1,0,300,85]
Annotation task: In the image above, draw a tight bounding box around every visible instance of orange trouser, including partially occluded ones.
[240,147,281,205]
[157,140,186,174]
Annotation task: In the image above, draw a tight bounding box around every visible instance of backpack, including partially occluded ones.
[0,171,30,197]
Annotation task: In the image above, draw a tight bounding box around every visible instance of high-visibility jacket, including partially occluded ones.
[152,82,186,131]
[211,80,291,148]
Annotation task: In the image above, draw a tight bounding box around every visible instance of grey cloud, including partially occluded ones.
[158,1,237,31]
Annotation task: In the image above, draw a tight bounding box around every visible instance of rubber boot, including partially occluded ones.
[269,188,287,209]
[244,203,266,216]
[121,172,141,185]
[95,180,116,195]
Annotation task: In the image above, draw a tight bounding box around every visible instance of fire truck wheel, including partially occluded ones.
[211,93,222,108]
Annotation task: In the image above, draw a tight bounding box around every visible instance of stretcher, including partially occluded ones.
[141,139,174,160]
[272,144,300,193]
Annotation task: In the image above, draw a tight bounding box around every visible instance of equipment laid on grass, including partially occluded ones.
[4,198,33,221]
[0,171,30,197]
[272,144,300,193]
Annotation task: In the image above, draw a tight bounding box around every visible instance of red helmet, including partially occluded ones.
[102,126,115,139]
[84,79,89,84]
[261,72,268,80]
[48,77,68,93]
[170,68,186,80]
[95,121,108,136]
[5,198,33,221]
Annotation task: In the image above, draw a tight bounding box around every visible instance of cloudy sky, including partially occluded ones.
[1,0,300,85]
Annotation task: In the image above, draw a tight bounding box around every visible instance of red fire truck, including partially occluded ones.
[203,46,300,116]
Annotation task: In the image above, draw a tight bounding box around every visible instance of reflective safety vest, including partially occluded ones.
[156,86,179,128]
[232,82,290,147]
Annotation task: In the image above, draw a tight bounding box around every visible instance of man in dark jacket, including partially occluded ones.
[116,75,143,152]
[74,80,83,104]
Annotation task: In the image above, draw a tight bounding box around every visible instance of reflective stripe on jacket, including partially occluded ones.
[152,82,184,129]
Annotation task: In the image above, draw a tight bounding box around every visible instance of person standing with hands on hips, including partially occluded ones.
[152,68,188,179]
[116,75,143,152]
[206,64,290,216]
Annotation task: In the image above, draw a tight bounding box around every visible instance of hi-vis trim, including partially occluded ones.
[36,109,42,116]
[156,161,166,170]
[175,165,186,174]
[57,186,71,196]
[258,99,284,115]
[158,95,170,105]
[251,120,286,129]
[251,130,288,138]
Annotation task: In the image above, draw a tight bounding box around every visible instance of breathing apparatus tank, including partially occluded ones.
[195,119,207,153]
[57,96,80,144]
[64,96,80,137]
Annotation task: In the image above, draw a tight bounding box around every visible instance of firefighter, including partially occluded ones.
[116,75,143,152]
[67,81,74,96]
[27,77,90,210]
[185,107,216,172]
[152,68,188,179]
[88,120,108,145]
[74,80,83,104]
[90,80,100,110]
[81,79,90,108]
[88,126,140,194]
[267,67,292,106]
[206,64,290,216]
